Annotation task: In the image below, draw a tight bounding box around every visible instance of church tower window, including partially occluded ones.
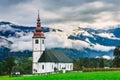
[35,39,39,44]
[42,40,44,44]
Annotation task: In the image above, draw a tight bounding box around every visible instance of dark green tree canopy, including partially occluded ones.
[113,46,120,67]
[114,46,120,56]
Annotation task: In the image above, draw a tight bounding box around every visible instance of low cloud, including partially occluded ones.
[8,32,33,52]
[45,32,72,49]
[10,41,32,52]
[0,37,10,48]
[45,31,115,52]
[96,32,120,40]
[0,24,14,32]
[5,30,115,52]
[91,43,115,52]
[97,32,114,39]
[102,55,111,60]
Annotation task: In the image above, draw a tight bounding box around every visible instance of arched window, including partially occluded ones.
[35,39,39,44]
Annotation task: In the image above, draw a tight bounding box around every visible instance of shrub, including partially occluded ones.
[83,68,120,72]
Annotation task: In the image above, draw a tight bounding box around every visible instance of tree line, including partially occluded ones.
[73,46,120,70]
[0,57,32,76]
[73,58,112,70]
[0,46,120,75]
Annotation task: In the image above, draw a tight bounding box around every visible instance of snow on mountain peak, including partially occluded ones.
[0,24,14,32]
[0,21,120,58]
[96,32,120,40]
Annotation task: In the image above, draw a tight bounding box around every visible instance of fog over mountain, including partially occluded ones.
[0,21,120,60]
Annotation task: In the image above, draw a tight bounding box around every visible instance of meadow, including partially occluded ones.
[0,71,120,80]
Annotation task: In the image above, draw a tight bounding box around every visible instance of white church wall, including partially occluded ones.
[33,51,43,62]
[32,62,38,74]
[56,63,73,71]
[65,63,73,71]
[40,38,45,51]
[37,62,54,73]
[33,38,45,51]
[32,38,45,63]
[33,38,40,51]
[33,62,73,74]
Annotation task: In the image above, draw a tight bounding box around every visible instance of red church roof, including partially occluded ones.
[33,12,45,38]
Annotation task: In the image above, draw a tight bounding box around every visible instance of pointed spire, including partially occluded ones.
[33,10,45,38]
[37,10,40,21]
[37,10,41,27]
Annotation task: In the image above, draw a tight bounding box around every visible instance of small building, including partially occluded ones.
[11,70,20,77]
[32,12,73,74]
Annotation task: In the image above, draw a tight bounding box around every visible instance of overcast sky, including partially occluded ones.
[0,0,120,29]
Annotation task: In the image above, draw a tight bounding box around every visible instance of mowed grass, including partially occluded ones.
[1,71,120,80]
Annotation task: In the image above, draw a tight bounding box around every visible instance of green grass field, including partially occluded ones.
[0,71,120,80]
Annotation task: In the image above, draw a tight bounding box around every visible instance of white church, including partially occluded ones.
[32,13,73,74]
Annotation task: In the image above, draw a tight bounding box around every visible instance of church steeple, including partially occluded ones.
[33,11,45,38]
[37,10,41,28]
[36,10,42,32]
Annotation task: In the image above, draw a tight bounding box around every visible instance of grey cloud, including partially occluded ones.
[42,13,97,24]
[75,4,118,23]
[0,0,119,26]
[0,0,30,6]
[39,0,120,24]
[0,0,30,12]
[40,0,96,11]
[44,5,106,23]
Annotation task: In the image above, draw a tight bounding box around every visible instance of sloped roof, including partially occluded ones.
[38,50,73,63]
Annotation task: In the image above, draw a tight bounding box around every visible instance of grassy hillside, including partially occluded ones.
[0,71,120,80]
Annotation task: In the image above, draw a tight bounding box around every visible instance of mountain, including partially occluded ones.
[0,21,120,60]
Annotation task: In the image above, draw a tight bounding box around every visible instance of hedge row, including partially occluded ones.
[83,68,120,72]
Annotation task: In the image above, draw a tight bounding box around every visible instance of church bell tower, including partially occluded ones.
[32,11,45,74]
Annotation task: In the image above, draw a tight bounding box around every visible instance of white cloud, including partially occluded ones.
[45,31,88,51]
[71,40,115,52]
[6,30,115,52]
[97,33,114,39]
[45,32,72,49]
[0,37,10,48]
[81,31,94,37]
[71,40,88,51]
[0,24,14,32]
[97,32,120,40]
[91,43,115,52]
[10,41,32,52]
[44,31,115,52]
[95,56,100,58]
[102,55,111,60]
[2,24,115,52]
[8,32,33,52]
